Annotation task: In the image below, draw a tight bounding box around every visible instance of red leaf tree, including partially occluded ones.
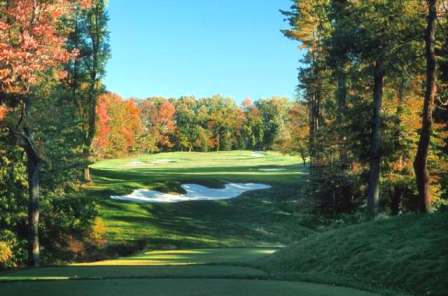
[0,0,91,266]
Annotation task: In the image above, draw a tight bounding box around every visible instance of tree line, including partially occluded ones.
[281,0,447,217]
[91,93,308,161]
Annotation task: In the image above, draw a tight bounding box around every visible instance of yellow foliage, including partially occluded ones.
[0,241,13,267]
[88,217,107,248]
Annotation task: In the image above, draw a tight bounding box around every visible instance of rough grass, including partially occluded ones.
[84,151,312,250]
[258,213,448,296]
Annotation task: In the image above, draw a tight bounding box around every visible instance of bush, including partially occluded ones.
[88,217,107,248]
[0,241,13,268]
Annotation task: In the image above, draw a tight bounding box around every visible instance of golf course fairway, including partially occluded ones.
[0,152,384,295]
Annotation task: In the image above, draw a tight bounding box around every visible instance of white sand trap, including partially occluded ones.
[127,161,154,168]
[128,161,145,166]
[153,159,176,164]
[252,151,266,157]
[111,183,271,203]
[259,168,287,172]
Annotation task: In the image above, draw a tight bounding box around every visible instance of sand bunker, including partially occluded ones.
[128,161,146,166]
[153,159,177,164]
[111,183,271,203]
[258,168,287,172]
[251,151,266,157]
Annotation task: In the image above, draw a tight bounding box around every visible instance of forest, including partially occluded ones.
[281,0,448,216]
[0,1,447,296]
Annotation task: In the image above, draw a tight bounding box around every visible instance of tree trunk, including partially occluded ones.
[84,166,91,182]
[309,81,322,168]
[336,68,347,113]
[216,133,220,152]
[414,0,437,214]
[26,148,40,267]
[336,67,349,167]
[391,185,403,216]
[367,60,385,216]
[22,98,41,267]
[300,152,307,166]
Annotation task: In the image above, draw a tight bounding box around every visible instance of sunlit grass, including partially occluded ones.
[73,248,278,266]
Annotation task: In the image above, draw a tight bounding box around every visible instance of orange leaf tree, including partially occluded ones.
[0,0,91,266]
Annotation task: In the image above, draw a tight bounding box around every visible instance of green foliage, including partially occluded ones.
[0,74,101,268]
[282,0,448,215]
[39,194,98,262]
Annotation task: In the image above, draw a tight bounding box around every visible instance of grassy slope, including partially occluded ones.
[86,151,312,249]
[258,213,448,296]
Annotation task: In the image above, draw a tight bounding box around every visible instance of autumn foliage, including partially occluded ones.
[0,0,91,95]
[93,93,142,157]
[92,94,296,158]
[0,106,7,120]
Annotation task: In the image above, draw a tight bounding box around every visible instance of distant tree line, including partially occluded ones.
[92,93,308,161]
[282,0,448,217]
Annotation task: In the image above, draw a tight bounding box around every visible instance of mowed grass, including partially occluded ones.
[86,151,312,249]
[0,246,380,296]
[0,279,380,296]
[0,151,389,295]
[0,248,272,282]
[0,246,383,296]
[259,213,448,296]
[74,248,277,266]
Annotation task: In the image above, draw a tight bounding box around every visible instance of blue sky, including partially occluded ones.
[104,0,302,102]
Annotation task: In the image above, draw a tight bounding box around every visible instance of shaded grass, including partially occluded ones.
[0,278,380,296]
[0,247,381,296]
[258,213,448,296]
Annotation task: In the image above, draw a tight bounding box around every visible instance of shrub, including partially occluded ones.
[88,217,107,248]
[0,241,13,268]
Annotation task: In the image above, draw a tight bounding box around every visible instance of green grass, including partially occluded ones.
[0,248,272,282]
[0,246,380,296]
[0,151,405,295]
[73,248,278,266]
[0,279,380,296]
[86,151,312,249]
[258,213,448,296]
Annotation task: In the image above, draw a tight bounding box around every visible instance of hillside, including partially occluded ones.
[259,213,448,296]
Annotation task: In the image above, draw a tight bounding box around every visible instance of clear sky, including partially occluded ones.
[104,0,302,102]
